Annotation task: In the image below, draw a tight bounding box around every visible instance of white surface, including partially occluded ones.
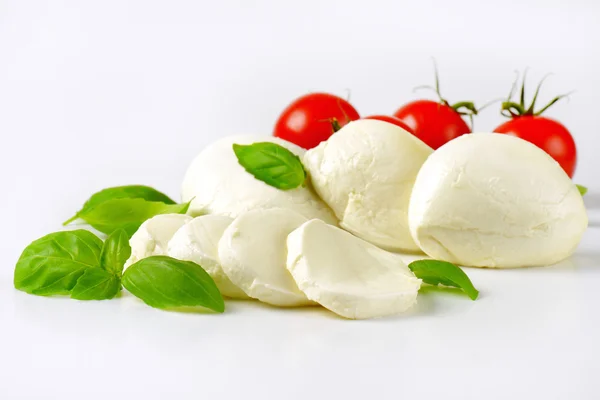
[1,0,599,399]
[1,228,599,399]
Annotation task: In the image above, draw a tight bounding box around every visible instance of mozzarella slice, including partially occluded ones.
[303,119,432,251]
[124,214,193,268]
[409,133,588,268]
[181,135,337,224]
[167,215,248,299]
[218,208,314,307]
[286,219,421,319]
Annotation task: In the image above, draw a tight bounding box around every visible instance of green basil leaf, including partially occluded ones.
[576,184,588,196]
[122,256,225,313]
[78,198,191,237]
[408,260,479,300]
[233,142,306,190]
[71,267,121,300]
[64,185,176,225]
[100,229,131,276]
[14,230,103,295]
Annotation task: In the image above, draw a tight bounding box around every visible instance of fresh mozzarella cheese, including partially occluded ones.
[303,119,432,251]
[218,208,315,307]
[409,133,588,268]
[124,214,193,268]
[167,215,248,299]
[286,219,421,319]
[181,135,337,224]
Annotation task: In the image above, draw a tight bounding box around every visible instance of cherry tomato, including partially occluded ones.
[364,115,414,134]
[274,93,360,149]
[393,100,471,149]
[494,116,576,177]
[493,72,577,177]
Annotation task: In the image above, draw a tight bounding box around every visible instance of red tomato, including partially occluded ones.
[494,116,577,177]
[493,72,577,177]
[274,93,360,149]
[393,100,471,149]
[364,115,414,134]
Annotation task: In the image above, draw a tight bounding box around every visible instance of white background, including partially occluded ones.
[1,1,599,399]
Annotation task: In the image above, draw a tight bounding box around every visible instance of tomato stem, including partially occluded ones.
[501,71,573,118]
[415,59,483,123]
[330,118,342,133]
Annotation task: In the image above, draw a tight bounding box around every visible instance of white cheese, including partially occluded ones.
[303,119,432,251]
[124,214,193,268]
[181,135,337,224]
[409,133,588,268]
[167,215,248,299]
[286,219,421,319]
[218,208,315,307]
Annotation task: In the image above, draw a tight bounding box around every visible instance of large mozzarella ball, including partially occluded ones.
[409,133,588,268]
[181,135,337,224]
[303,119,433,251]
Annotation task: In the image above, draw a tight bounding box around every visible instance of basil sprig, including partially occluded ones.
[14,230,104,296]
[78,198,191,237]
[409,260,479,300]
[122,256,225,313]
[576,184,587,196]
[15,229,226,311]
[63,185,189,236]
[233,142,307,190]
[63,185,175,225]
[14,229,129,300]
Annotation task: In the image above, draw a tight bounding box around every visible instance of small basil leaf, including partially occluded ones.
[576,184,588,196]
[14,230,103,295]
[100,229,131,276]
[64,185,176,225]
[122,256,225,313]
[233,142,306,190]
[71,268,121,300]
[408,260,479,300]
[78,198,191,237]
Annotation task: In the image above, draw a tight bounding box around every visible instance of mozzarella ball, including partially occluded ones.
[286,219,421,319]
[181,135,337,224]
[167,215,248,299]
[218,208,315,307]
[125,214,193,268]
[303,119,433,251]
[409,133,588,268]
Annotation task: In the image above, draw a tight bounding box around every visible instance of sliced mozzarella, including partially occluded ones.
[303,119,432,251]
[124,214,193,268]
[218,208,314,307]
[167,215,248,299]
[409,133,588,268]
[286,219,421,319]
[181,135,337,224]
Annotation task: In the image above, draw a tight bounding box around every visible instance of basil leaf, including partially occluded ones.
[233,142,306,190]
[71,268,121,300]
[14,230,103,295]
[64,185,176,225]
[576,184,588,196]
[100,229,131,276]
[408,260,479,300]
[78,198,191,237]
[122,256,225,313]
